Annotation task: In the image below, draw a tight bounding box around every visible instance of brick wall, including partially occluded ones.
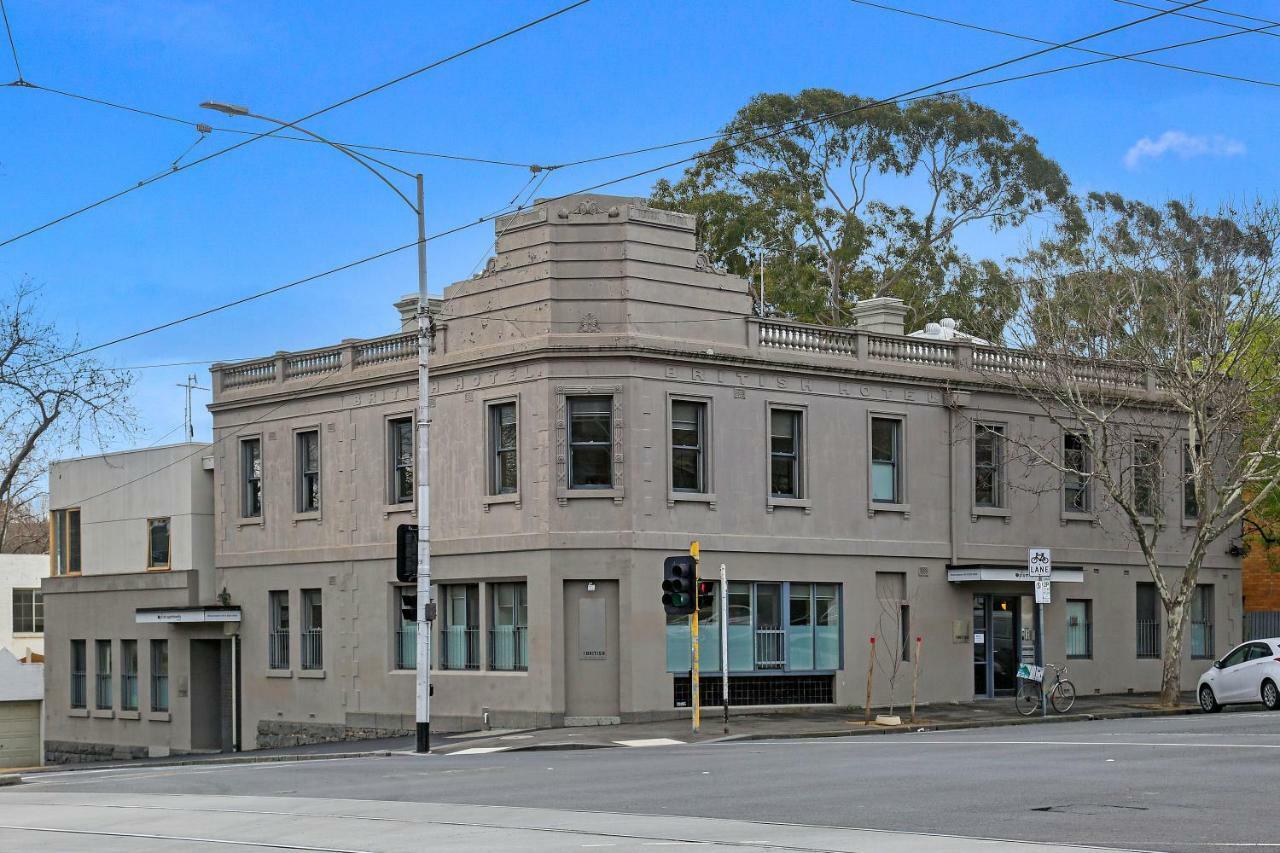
[1243,540,1280,612]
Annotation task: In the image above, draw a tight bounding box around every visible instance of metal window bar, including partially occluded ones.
[440,626,480,671]
[488,626,528,671]
[1066,621,1092,658]
[395,623,417,670]
[151,672,169,712]
[301,629,323,670]
[1136,620,1161,658]
[95,671,112,710]
[121,673,138,711]
[70,671,85,708]
[1190,620,1215,659]
[754,627,786,670]
[269,630,290,670]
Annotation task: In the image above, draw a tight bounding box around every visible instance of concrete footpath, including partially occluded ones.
[14,692,1208,775]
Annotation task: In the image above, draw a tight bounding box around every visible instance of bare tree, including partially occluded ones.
[874,573,913,717]
[0,280,134,552]
[985,195,1280,706]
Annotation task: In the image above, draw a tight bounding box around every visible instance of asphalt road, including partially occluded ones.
[5,711,1279,852]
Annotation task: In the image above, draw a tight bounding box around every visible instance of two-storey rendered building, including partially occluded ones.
[42,194,1240,759]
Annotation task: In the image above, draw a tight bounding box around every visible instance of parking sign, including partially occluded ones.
[1028,547,1051,577]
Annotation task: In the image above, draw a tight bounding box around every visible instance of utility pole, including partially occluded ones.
[177,374,207,441]
[690,540,700,735]
[719,562,729,734]
[414,173,434,754]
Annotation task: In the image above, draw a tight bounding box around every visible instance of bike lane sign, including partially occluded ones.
[1028,547,1051,577]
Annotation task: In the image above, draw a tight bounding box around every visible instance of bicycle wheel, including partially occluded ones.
[1015,680,1042,716]
[1051,679,1077,713]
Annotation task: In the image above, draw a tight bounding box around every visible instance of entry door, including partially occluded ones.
[563,580,620,721]
[973,595,1022,697]
[189,639,225,752]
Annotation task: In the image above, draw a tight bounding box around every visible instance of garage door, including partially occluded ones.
[0,701,40,769]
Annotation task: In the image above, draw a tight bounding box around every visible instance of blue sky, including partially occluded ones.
[1,0,1275,449]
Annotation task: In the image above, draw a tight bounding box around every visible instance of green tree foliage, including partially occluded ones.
[651,89,1079,338]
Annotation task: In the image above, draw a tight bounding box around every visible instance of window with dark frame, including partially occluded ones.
[974,423,1005,508]
[269,590,290,670]
[568,397,613,489]
[1191,584,1214,659]
[671,400,707,493]
[1136,582,1160,658]
[70,639,86,709]
[147,518,170,569]
[296,430,320,513]
[871,417,903,504]
[1133,438,1161,518]
[489,582,528,671]
[489,402,518,495]
[120,639,138,711]
[150,639,169,713]
[11,588,42,633]
[395,587,416,670]
[1183,443,1199,520]
[1066,599,1092,658]
[769,409,802,499]
[389,417,414,505]
[301,588,323,670]
[241,438,263,518]
[440,584,479,670]
[52,508,81,575]
[1063,432,1092,513]
[95,639,112,709]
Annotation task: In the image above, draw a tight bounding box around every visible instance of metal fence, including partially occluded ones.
[269,630,290,670]
[755,627,786,670]
[301,629,323,670]
[1246,611,1280,641]
[441,627,480,671]
[1136,620,1161,659]
[489,626,528,671]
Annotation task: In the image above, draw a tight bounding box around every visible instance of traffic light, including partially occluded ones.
[396,523,418,582]
[662,555,696,616]
[697,579,715,612]
[401,592,417,623]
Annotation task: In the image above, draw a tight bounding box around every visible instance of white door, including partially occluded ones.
[0,700,41,769]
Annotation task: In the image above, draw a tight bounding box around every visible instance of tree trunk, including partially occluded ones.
[1160,594,1191,707]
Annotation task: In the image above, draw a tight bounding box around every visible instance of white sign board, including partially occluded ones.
[1017,663,1045,683]
[1028,547,1052,577]
[1034,578,1052,605]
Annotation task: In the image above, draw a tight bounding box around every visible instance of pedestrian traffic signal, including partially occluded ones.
[697,580,715,612]
[662,555,696,616]
[396,523,418,582]
[401,592,417,623]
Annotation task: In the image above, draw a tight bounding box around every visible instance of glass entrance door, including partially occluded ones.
[973,595,1022,697]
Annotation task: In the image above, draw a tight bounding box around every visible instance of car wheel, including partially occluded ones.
[1263,680,1280,711]
[1200,685,1221,713]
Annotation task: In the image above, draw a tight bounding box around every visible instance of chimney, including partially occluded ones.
[850,297,908,335]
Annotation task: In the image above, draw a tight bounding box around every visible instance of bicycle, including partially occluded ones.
[1015,662,1077,716]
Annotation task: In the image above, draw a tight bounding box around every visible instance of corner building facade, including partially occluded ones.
[210,194,1240,747]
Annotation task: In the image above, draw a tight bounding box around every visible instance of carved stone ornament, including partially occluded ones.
[473,256,498,279]
[694,252,727,275]
[579,313,601,333]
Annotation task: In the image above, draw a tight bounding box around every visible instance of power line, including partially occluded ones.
[9,82,546,170]
[848,0,1280,89]
[16,1,1234,372]
[1114,0,1280,35]
[0,0,593,250]
[0,0,21,83]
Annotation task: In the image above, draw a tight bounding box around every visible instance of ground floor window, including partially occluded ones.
[95,639,112,709]
[1136,582,1160,659]
[440,584,479,670]
[70,639,86,708]
[150,639,169,712]
[301,588,323,670]
[673,674,834,707]
[490,582,528,671]
[1190,584,1214,659]
[1066,599,1092,659]
[121,639,139,711]
[667,581,841,673]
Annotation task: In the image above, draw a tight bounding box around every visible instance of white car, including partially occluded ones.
[1198,638,1280,712]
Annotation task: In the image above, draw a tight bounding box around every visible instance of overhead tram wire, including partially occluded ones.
[7,82,546,170]
[0,0,23,83]
[13,0,1250,374]
[1114,0,1280,35]
[847,0,1280,89]
[0,0,593,250]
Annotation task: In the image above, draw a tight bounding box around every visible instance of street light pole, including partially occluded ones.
[200,101,434,752]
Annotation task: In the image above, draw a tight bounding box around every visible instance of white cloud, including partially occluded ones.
[1124,130,1246,170]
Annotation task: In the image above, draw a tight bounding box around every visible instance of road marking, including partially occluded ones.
[448,746,511,755]
[737,738,1280,749]
[614,739,686,748]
